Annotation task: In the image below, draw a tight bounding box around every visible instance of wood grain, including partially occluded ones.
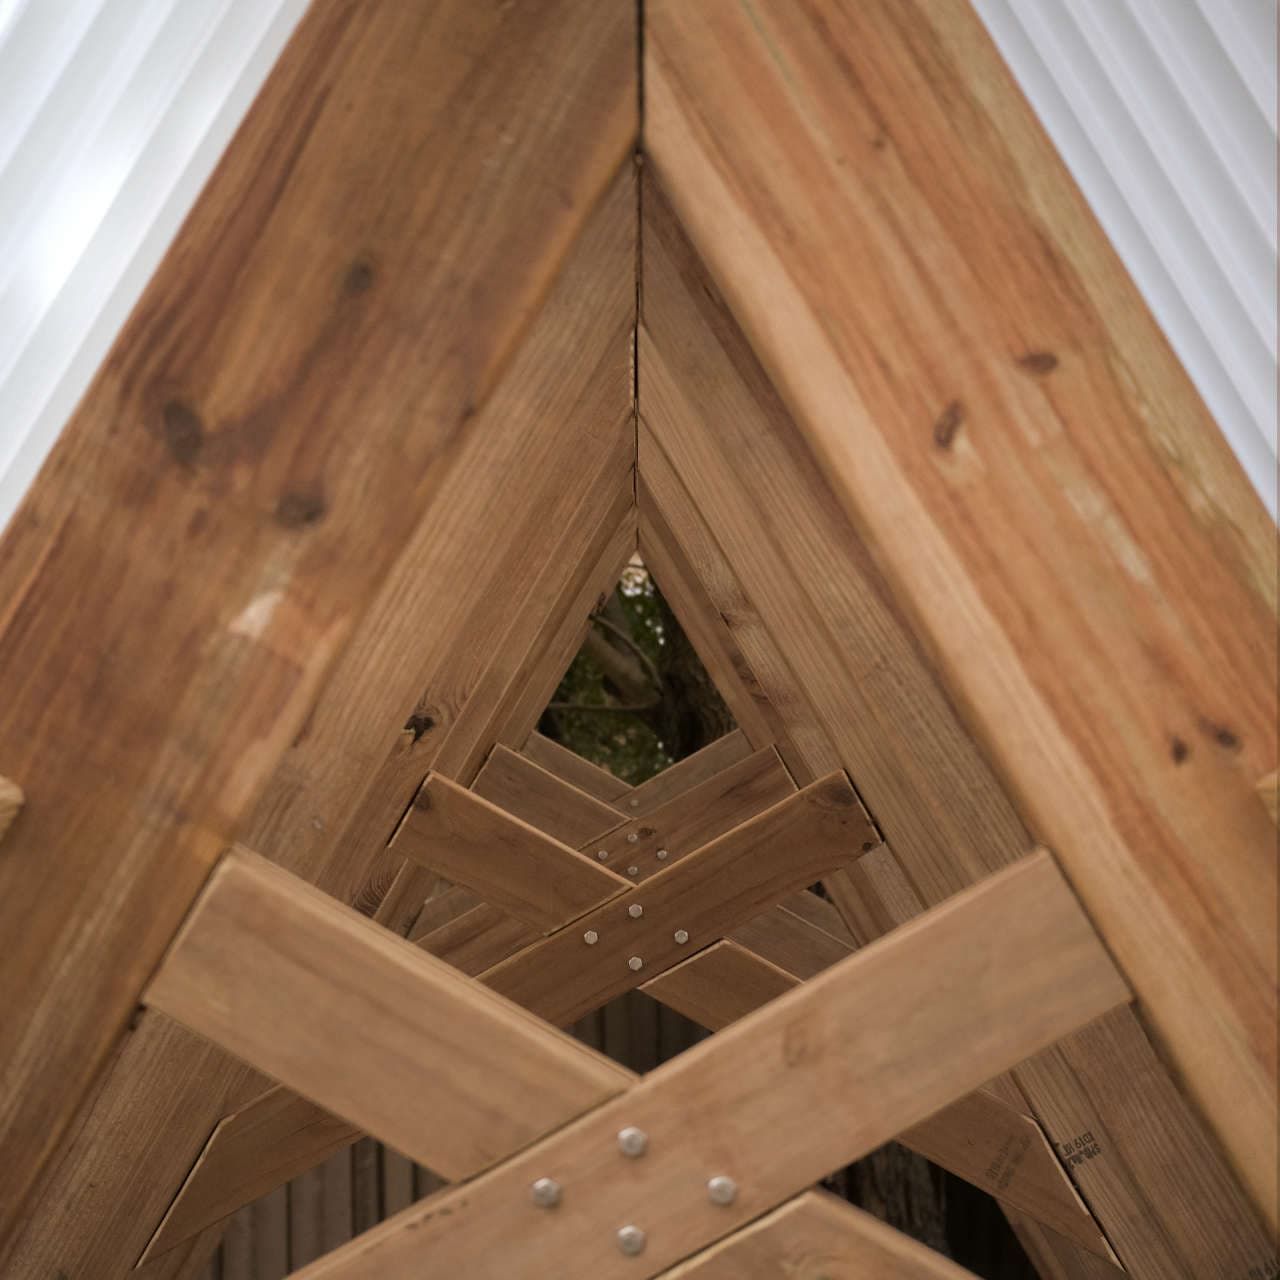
[483,772,875,1025]
[636,166,1273,1273]
[392,772,630,931]
[521,732,632,804]
[0,775,21,844]
[145,849,633,1180]
[474,744,626,846]
[647,0,1277,1217]
[619,729,755,815]
[295,852,1130,1278]
[585,745,795,880]
[660,1191,977,1279]
[0,0,634,1244]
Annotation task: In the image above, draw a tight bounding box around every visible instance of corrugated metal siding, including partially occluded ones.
[0,0,308,533]
[973,0,1278,518]
[0,2,1274,531]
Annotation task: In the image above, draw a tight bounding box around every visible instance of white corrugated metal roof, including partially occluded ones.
[0,0,1275,531]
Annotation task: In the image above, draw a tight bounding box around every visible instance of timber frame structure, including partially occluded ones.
[0,3,1275,1278]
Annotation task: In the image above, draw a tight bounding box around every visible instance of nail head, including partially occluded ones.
[617,1224,647,1256]
[674,928,689,944]
[596,849,610,861]
[531,1176,562,1208]
[626,832,639,844]
[626,865,639,877]
[628,903,644,919]
[617,1125,648,1157]
[655,848,669,861]
[707,1175,737,1206]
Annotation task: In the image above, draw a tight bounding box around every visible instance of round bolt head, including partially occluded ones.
[655,848,669,861]
[530,1176,562,1208]
[617,1224,647,1256]
[626,865,639,877]
[617,1125,648,1157]
[626,832,639,844]
[629,798,640,809]
[627,902,644,919]
[628,955,643,971]
[673,928,689,944]
[596,849,610,861]
[707,1175,738,1206]
[583,929,599,945]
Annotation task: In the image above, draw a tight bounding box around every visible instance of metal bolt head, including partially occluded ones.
[628,955,643,971]
[707,1175,737,1206]
[626,865,639,877]
[655,848,669,861]
[596,849,610,861]
[626,832,639,844]
[629,798,640,809]
[673,928,689,944]
[617,1125,648,1157]
[627,902,644,919]
[617,1224,647,1256]
[530,1177,562,1208]
[583,929,599,945]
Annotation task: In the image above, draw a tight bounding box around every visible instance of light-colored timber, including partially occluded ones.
[0,776,22,844]
[144,848,633,1180]
[646,0,1277,1219]
[522,732,632,804]
[293,852,1130,1277]
[661,1191,978,1279]
[391,772,630,931]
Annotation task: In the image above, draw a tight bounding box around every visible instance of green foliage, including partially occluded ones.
[541,567,674,784]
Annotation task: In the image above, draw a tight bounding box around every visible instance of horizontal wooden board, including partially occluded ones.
[522,732,632,804]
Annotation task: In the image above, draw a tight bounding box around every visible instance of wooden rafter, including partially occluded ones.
[646,0,1277,1221]
[636,165,1275,1274]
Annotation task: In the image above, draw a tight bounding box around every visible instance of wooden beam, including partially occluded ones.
[293,851,1130,1277]
[646,0,1277,1217]
[144,848,633,1180]
[483,771,875,1025]
[619,729,755,815]
[660,1191,977,1279]
[585,745,795,880]
[474,745,626,845]
[0,0,634,1240]
[646,943,1111,1258]
[391,772,630,931]
[521,733,632,804]
[636,167,1274,1274]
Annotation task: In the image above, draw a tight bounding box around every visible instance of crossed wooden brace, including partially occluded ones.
[139,743,1127,1275]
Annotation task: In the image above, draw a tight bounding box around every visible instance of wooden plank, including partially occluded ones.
[1005,1213,1128,1280]
[585,745,795,880]
[646,0,1277,1217]
[521,732,632,804]
[416,903,541,977]
[636,166,1273,1276]
[145,849,634,1180]
[143,1087,361,1263]
[646,938,1111,1258]
[474,745,626,846]
[483,771,876,1025]
[391,772,630,931]
[293,851,1131,1278]
[661,1191,977,1279]
[0,0,635,1245]
[618,729,755,815]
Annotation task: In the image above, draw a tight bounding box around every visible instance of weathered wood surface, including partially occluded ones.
[473,744,625,846]
[392,772,630,930]
[586,745,795,880]
[0,153,638,1280]
[483,772,875,1025]
[145,849,633,1179]
[619,728,755,815]
[647,0,1277,1218]
[521,731,632,804]
[661,1191,978,1279]
[638,169,1275,1275]
[294,853,1131,1278]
